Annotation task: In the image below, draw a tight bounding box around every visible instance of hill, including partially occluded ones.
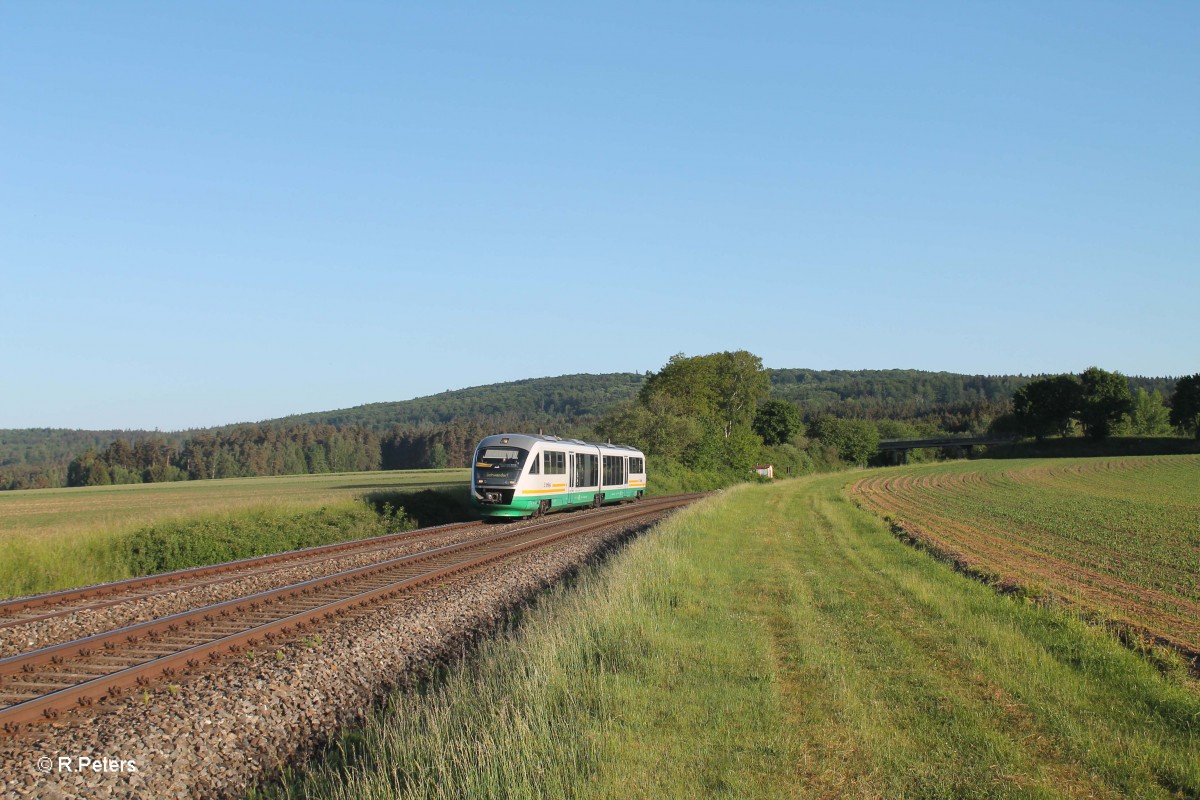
[265,373,647,430]
[0,368,1181,489]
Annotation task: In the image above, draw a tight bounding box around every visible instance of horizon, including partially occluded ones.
[4,2,1197,430]
[1,363,1185,435]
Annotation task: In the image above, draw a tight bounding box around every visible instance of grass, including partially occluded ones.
[852,455,1200,658]
[0,469,468,599]
[255,470,1200,799]
[0,469,467,541]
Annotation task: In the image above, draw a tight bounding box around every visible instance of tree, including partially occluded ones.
[305,443,330,473]
[753,399,803,446]
[427,443,449,469]
[66,448,99,487]
[1078,366,1131,440]
[619,351,770,471]
[809,417,880,465]
[639,351,769,439]
[1169,374,1200,438]
[712,351,771,439]
[596,397,703,461]
[1011,375,1082,439]
[638,353,719,420]
[1127,388,1171,436]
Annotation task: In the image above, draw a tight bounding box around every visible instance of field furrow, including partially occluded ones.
[852,455,1200,658]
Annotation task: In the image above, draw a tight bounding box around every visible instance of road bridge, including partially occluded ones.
[877,436,1016,464]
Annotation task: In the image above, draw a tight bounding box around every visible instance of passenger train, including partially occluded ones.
[470,433,647,519]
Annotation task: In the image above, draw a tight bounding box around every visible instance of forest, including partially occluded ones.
[0,365,1192,490]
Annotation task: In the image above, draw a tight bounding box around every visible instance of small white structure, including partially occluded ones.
[752,464,774,478]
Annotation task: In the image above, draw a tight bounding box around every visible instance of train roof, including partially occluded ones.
[476,433,644,453]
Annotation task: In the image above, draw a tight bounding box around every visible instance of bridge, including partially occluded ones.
[877,435,1017,464]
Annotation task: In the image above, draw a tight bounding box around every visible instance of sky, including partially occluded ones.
[2,1,1197,430]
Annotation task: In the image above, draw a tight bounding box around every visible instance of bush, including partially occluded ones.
[119,503,400,575]
[645,456,739,495]
[363,488,474,528]
[809,417,880,466]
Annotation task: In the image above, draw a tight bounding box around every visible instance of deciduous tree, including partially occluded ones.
[1127,388,1171,436]
[1078,367,1131,440]
[639,351,769,439]
[753,399,803,446]
[1012,375,1082,439]
[1169,374,1200,438]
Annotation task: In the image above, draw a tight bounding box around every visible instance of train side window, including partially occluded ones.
[629,457,644,474]
[529,456,540,475]
[544,451,566,475]
[575,453,597,486]
[603,455,626,486]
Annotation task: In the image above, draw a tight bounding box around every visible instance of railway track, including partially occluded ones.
[0,495,697,735]
[0,519,489,630]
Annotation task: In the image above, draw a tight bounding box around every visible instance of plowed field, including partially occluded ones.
[852,455,1200,656]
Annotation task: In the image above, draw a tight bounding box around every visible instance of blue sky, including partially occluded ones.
[3,2,1197,430]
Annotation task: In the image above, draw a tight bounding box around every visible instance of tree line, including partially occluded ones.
[66,425,386,486]
[6,363,1197,490]
[598,356,1200,478]
[1004,368,1200,441]
[62,417,570,487]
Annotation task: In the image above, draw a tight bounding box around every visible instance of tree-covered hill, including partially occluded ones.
[769,369,1172,414]
[0,367,1182,490]
[253,368,1177,431]
[0,428,173,467]
[264,373,647,430]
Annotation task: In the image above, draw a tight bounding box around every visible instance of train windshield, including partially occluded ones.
[474,446,529,487]
[475,447,529,469]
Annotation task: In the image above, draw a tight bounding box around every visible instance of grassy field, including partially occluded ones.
[0,469,467,542]
[0,469,468,599]
[852,455,1200,658]
[258,470,1200,800]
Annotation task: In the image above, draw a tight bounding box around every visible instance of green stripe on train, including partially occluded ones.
[472,488,644,518]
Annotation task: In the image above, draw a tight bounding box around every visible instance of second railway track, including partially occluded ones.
[0,494,698,735]
[0,519,491,628]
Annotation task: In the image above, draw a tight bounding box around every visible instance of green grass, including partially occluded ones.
[852,455,1200,656]
[0,469,468,599]
[255,472,1200,799]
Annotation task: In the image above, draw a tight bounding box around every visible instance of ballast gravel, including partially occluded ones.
[0,512,672,800]
[0,523,500,658]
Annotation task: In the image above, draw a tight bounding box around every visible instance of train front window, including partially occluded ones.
[475,447,528,468]
[475,447,530,487]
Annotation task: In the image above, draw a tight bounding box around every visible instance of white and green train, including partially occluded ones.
[471,433,647,519]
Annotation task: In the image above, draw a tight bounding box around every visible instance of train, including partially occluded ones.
[470,433,647,519]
